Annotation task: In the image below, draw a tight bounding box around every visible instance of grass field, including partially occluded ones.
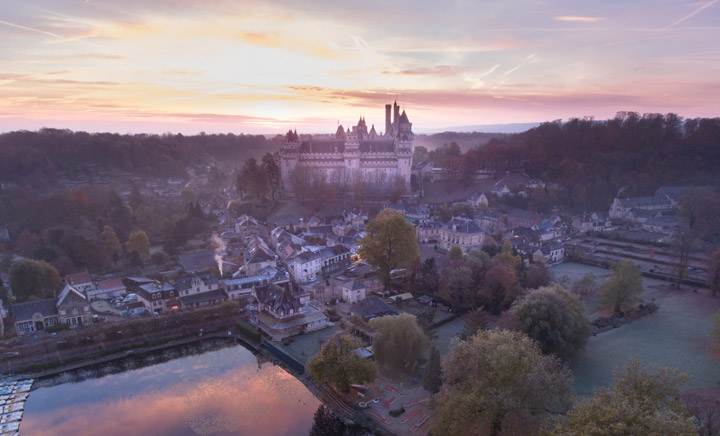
[553,263,720,395]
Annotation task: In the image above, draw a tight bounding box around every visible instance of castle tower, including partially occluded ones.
[393,100,400,136]
[385,104,392,136]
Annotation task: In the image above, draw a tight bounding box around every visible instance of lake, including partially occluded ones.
[20,342,320,436]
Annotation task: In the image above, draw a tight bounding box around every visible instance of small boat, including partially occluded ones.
[0,403,23,414]
[0,412,22,424]
[0,421,19,433]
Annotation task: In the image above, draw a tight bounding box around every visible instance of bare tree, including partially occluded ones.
[673,231,693,289]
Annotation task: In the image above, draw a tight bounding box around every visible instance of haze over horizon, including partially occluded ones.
[1,0,719,135]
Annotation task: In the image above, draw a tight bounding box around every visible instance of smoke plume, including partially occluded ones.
[211,233,227,276]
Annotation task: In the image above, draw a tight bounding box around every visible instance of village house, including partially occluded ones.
[437,217,489,252]
[252,282,328,340]
[288,251,322,283]
[56,284,91,327]
[572,212,612,233]
[507,209,541,229]
[609,196,673,220]
[127,278,180,313]
[467,192,489,208]
[88,278,126,300]
[341,280,367,304]
[349,296,394,321]
[533,243,566,264]
[415,220,444,243]
[175,272,226,309]
[319,245,352,275]
[12,299,59,336]
[474,211,506,234]
[64,271,95,296]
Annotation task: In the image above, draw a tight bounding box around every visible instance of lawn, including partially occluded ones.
[552,263,720,395]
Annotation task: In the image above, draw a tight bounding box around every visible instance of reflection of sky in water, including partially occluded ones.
[21,346,319,436]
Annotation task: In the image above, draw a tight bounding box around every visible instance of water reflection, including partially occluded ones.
[21,345,319,436]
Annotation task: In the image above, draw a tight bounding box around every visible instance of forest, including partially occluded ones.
[476,112,720,211]
[0,129,272,185]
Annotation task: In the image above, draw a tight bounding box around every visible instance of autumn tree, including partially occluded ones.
[369,313,428,373]
[308,332,377,392]
[599,261,643,314]
[261,152,281,199]
[432,329,574,436]
[288,165,312,205]
[481,264,520,314]
[100,226,122,260]
[552,358,695,436]
[359,208,419,288]
[511,285,591,357]
[460,307,488,340]
[526,262,550,289]
[126,230,150,260]
[9,259,61,301]
[445,265,476,312]
[492,240,522,270]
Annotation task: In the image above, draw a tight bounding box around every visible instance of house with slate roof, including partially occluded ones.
[437,217,490,252]
[349,296,394,321]
[56,283,90,327]
[12,298,59,336]
[341,280,366,304]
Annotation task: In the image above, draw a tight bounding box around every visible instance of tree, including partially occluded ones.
[445,266,475,312]
[572,272,597,296]
[481,264,520,314]
[432,330,574,436]
[709,251,720,298]
[552,358,695,436]
[309,405,350,436]
[100,226,122,259]
[261,152,281,199]
[672,231,693,288]
[359,209,419,289]
[599,261,643,314]
[129,186,144,210]
[369,313,428,373]
[512,285,591,357]
[424,344,442,393]
[460,307,488,340]
[308,332,376,392]
[9,259,61,301]
[126,230,150,260]
[421,258,440,296]
[526,262,550,289]
[288,164,312,205]
[492,240,522,270]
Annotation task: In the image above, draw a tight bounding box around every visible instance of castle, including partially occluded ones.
[280,101,414,193]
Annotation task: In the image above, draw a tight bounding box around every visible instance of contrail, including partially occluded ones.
[0,19,64,39]
[659,0,719,31]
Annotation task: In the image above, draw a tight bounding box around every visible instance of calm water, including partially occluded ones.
[20,344,320,436]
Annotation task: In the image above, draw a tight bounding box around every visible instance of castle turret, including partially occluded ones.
[385,104,392,136]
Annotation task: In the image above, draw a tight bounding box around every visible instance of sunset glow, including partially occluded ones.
[1,0,719,133]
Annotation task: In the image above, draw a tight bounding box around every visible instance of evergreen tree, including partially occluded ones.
[423,344,442,393]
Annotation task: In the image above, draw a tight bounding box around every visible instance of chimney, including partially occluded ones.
[385,104,392,135]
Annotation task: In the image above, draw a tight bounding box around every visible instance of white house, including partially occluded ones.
[341,280,367,304]
[288,251,322,283]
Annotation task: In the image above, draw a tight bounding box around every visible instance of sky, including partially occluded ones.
[1,0,719,134]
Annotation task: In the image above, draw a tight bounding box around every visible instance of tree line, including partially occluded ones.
[475,113,720,211]
[0,128,271,185]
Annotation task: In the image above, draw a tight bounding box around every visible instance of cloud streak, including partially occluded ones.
[554,16,606,22]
